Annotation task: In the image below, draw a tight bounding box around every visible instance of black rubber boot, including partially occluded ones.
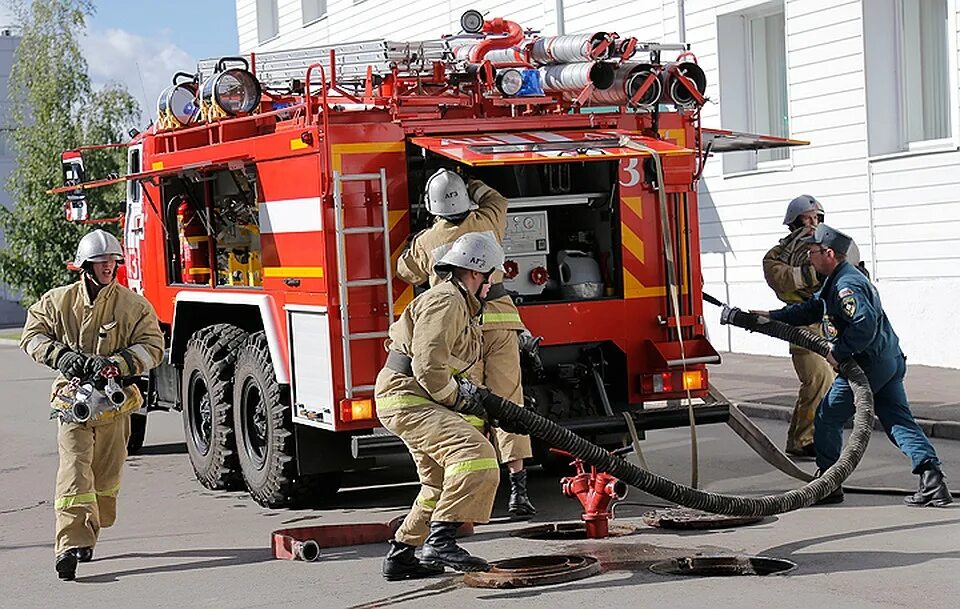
[420,522,489,572]
[55,550,78,581]
[381,541,445,581]
[905,464,953,507]
[77,547,93,563]
[813,469,844,505]
[508,469,537,518]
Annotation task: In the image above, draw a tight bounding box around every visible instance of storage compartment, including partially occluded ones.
[160,165,263,288]
[406,152,621,304]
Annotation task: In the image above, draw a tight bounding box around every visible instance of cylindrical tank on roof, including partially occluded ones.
[530,33,613,64]
[539,62,615,93]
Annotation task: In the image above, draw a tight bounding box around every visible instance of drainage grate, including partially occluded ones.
[513,521,639,540]
[642,508,764,530]
[463,555,601,588]
[650,555,796,577]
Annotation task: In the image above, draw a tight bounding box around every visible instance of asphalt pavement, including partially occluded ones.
[2,343,959,608]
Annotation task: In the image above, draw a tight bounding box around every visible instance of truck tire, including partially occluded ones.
[182,324,248,490]
[127,413,147,455]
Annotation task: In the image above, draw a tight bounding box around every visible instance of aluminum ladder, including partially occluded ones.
[332,169,395,398]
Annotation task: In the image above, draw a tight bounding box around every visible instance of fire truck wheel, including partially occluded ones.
[127,413,147,455]
[181,324,249,490]
[233,331,300,508]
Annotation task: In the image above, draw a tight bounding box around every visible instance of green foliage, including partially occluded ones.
[0,1,140,305]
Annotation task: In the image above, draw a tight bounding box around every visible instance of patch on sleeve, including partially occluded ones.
[838,287,854,298]
[841,296,857,318]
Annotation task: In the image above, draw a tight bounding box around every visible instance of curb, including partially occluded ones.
[738,401,960,442]
[0,338,20,347]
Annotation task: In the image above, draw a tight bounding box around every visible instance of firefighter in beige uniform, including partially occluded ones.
[762,195,834,458]
[20,230,163,581]
[377,232,506,580]
[397,169,537,518]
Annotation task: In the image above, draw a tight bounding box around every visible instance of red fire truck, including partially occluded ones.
[55,11,801,507]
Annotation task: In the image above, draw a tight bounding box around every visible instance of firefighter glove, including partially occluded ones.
[56,351,89,380]
[85,355,124,379]
[452,377,488,419]
[518,329,543,371]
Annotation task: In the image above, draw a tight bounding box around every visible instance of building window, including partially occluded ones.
[865,0,956,155]
[302,0,327,24]
[899,0,951,144]
[718,2,789,173]
[257,0,279,43]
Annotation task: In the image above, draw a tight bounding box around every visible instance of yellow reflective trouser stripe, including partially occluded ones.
[460,414,486,430]
[97,482,121,498]
[482,312,522,324]
[55,492,97,510]
[416,497,438,510]
[444,458,499,477]
[376,394,433,411]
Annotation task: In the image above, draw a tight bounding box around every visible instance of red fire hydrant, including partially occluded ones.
[555,449,628,538]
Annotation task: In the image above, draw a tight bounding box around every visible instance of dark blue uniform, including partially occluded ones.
[770,261,940,474]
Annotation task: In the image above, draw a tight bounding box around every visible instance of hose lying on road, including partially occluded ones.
[483,311,875,517]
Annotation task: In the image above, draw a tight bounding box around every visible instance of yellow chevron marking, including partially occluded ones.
[621,223,645,264]
[622,196,642,220]
[331,142,406,173]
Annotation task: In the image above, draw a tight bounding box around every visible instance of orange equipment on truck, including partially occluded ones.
[52,10,805,507]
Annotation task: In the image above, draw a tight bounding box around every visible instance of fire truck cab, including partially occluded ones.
[56,12,803,508]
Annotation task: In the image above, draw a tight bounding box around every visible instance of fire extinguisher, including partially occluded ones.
[177,197,211,284]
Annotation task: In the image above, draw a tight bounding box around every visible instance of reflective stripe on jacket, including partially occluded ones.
[375,278,483,412]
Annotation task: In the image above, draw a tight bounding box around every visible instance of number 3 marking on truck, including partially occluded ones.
[620,158,641,187]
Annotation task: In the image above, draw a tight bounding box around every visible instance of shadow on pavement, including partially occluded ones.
[133,442,188,456]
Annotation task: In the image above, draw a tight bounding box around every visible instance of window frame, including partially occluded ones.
[256,0,280,44]
[302,0,327,26]
[717,1,792,176]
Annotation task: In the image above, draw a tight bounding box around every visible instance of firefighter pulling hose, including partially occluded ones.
[475,307,876,517]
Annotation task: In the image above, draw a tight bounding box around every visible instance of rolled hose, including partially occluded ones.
[482,311,875,517]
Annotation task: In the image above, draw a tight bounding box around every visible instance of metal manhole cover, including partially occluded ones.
[650,555,796,577]
[642,508,764,529]
[464,554,601,588]
[512,521,639,540]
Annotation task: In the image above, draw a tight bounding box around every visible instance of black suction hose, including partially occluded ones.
[482,310,875,517]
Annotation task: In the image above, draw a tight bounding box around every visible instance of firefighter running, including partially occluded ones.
[20,230,164,581]
[377,232,508,580]
[397,169,538,518]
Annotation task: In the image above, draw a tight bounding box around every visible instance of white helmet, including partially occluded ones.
[434,232,504,275]
[783,194,824,226]
[424,169,477,218]
[74,229,124,267]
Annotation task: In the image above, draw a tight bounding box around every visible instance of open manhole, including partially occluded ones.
[650,555,796,577]
[463,555,601,588]
[513,521,639,540]
[642,508,765,530]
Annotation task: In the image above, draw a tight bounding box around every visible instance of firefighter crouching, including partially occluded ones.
[377,232,507,580]
[763,195,835,458]
[20,229,164,581]
[397,169,537,519]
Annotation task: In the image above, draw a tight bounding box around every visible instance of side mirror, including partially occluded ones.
[61,151,88,222]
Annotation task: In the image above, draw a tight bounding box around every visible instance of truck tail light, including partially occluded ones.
[340,398,374,422]
[641,369,707,395]
[682,370,705,391]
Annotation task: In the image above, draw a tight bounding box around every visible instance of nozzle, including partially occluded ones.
[71,401,91,423]
[293,539,320,562]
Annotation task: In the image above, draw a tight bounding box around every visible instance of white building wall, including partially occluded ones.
[234,0,960,368]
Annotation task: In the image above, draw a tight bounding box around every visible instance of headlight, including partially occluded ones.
[495,68,523,96]
[157,83,198,127]
[201,66,262,117]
